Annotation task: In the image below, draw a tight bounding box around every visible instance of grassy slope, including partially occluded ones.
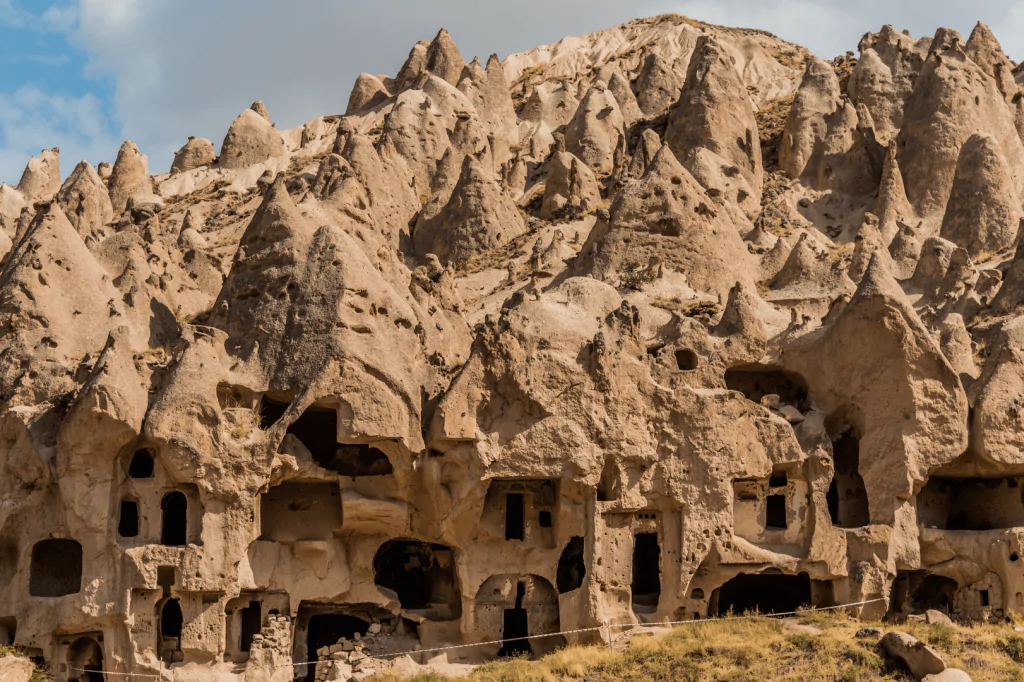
[372,611,1024,681]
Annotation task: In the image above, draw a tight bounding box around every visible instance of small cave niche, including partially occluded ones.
[160,492,188,546]
[725,365,810,411]
[497,582,531,658]
[373,540,462,620]
[259,482,342,542]
[29,538,82,597]
[675,348,699,371]
[505,493,525,541]
[826,422,870,528]
[631,533,661,613]
[917,476,1024,530]
[886,570,959,619]
[0,617,15,646]
[127,449,155,478]
[765,494,787,530]
[118,499,139,538]
[158,598,183,663]
[258,395,289,430]
[714,572,812,616]
[556,536,586,593]
[538,511,552,528]
[67,636,103,682]
[286,404,394,476]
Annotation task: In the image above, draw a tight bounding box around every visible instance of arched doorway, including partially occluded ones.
[158,598,183,663]
[67,636,103,682]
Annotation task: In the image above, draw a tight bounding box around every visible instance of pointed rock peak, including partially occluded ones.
[888,221,923,279]
[485,53,502,72]
[250,100,271,122]
[181,208,202,234]
[56,159,114,244]
[854,250,906,301]
[426,27,465,86]
[347,73,391,115]
[17,147,61,204]
[966,22,1006,64]
[108,140,154,214]
[645,143,684,179]
[635,52,682,117]
[714,281,767,341]
[940,133,1020,259]
[394,39,431,92]
[875,140,913,242]
[770,232,829,290]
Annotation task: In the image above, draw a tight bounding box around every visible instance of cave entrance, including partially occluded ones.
[631,533,661,612]
[497,582,531,658]
[827,429,870,528]
[67,636,103,682]
[556,536,586,593]
[304,614,368,680]
[158,598,183,664]
[287,405,394,476]
[259,396,289,429]
[373,540,461,619]
[886,570,959,619]
[240,601,261,653]
[714,572,811,615]
[917,476,1024,530]
[161,492,187,546]
[725,365,810,411]
[505,493,525,541]
[118,499,139,538]
[29,538,82,597]
[128,449,154,478]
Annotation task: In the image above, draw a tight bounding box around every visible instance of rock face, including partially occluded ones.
[5,12,1024,682]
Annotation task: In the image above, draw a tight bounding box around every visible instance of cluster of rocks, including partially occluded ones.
[313,624,390,682]
[4,10,1024,682]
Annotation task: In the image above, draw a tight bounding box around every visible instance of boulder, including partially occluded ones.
[879,631,946,679]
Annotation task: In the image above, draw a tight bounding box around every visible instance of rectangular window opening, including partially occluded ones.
[505,493,525,541]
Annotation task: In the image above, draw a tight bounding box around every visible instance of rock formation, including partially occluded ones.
[3,13,1024,682]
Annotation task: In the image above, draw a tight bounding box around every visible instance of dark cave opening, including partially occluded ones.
[240,600,262,653]
[373,540,461,619]
[715,572,811,616]
[304,613,368,679]
[886,570,959,618]
[505,493,525,541]
[159,598,183,663]
[631,533,661,612]
[160,492,187,546]
[556,536,586,593]
[118,499,139,538]
[128,449,154,478]
[725,365,810,411]
[827,431,870,528]
[287,405,394,476]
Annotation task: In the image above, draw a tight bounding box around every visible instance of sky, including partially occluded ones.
[4,0,1024,186]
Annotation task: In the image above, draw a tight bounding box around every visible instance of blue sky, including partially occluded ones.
[4,0,1024,187]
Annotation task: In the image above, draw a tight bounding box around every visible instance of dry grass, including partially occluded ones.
[369,611,1024,681]
[757,94,795,174]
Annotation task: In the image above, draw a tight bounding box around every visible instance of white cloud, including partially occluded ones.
[0,0,77,32]
[0,85,118,185]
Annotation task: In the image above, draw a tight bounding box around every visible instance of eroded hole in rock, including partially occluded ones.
[631,532,661,612]
[725,365,810,411]
[160,492,187,546]
[118,499,139,538]
[556,536,586,593]
[373,540,461,619]
[827,428,870,528]
[128,449,154,478]
[886,570,958,619]
[258,395,289,429]
[505,493,525,540]
[29,538,82,597]
[675,348,698,371]
[714,572,811,615]
[260,482,342,542]
[0,617,15,646]
[67,636,103,682]
[538,511,552,528]
[286,405,393,476]
[158,598,183,663]
[917,476,1024,530]
[497,582,530,658]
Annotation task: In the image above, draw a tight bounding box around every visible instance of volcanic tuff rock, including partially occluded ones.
[3,12,1024,682]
